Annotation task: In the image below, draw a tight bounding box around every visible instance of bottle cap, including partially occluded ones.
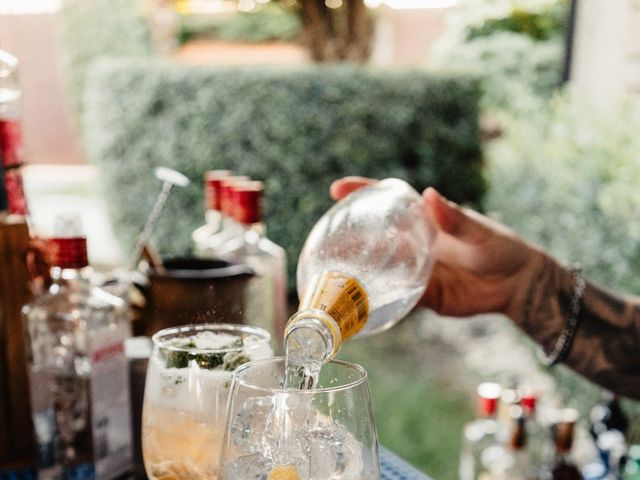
[49,213,88,269]
[219,175,249,216]
[204,170,232,211]
[233,181,263,225]
[521,391,537,415]
[477,382,501,416]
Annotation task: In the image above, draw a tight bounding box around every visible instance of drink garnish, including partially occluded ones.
[267,464,301,480]
[160,338,249,370]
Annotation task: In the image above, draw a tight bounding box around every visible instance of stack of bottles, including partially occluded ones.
[460,382,638,480]
[192,170,288,342]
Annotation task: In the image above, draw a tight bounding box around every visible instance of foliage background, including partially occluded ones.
[83,60,485,287]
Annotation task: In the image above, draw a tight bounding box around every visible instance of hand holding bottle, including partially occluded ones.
[330,176,547,324]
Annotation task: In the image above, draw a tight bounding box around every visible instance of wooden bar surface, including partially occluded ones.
[0,219,35,464]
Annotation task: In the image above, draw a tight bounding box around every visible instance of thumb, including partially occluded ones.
[330,176,376,201]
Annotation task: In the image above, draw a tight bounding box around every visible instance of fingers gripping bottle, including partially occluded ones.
[284,179,437,387]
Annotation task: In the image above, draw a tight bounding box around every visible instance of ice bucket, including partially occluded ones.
[140,257,254,336]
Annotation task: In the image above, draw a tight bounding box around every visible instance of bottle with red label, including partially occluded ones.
[22,213,133,479]
[0,49,28,216]
[216,180,288,343]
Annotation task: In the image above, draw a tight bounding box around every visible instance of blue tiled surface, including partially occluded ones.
[381,446,432,480]
[4,447,432,480]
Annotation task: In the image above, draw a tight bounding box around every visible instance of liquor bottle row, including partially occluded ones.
[191,170,288,341]
[460,381,636,480]
[12,168,289,478]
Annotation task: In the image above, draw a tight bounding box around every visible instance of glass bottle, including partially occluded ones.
[545,409,582,480]
[284,178,437,385]
[194,175,249,258]
[520,388,550,476]
[0,49,27,215]
[192,169,232,256]
[217,181,288,345]
[483,406,531,480]
[624,445,640,479]
[460,383,502,480]
[23,214,133,479]
[590,391,629,440]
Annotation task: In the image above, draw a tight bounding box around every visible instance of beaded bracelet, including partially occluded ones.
[538,263,586,367]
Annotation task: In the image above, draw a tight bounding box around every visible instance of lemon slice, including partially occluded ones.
[267,464,301,480]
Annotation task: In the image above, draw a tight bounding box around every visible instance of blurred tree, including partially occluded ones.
[222,0,373,63]
[292,0,373,63]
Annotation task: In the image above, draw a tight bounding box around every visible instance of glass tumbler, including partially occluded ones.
[142,324,272,480]
[220,357,380,479]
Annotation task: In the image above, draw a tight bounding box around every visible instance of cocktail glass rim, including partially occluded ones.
[230,356,368,394]
[151,323,271,355]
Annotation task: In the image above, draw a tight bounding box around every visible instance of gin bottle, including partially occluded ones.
[542,409,582,480]
[23,214,133,479]
[217,181,288,343]
[284,178,437,384]
[192,169,231,256]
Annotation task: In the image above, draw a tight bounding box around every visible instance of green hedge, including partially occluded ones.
[83,60,485,284]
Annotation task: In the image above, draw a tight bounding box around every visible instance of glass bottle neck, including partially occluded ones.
[50,266,91,286]
[284,309,341,363]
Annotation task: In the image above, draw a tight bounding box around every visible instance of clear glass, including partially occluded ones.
[219,357,380,479]
[296,178,437,338]
[142,324,273,480]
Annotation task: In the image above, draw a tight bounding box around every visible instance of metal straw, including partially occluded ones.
[130,166,190,270]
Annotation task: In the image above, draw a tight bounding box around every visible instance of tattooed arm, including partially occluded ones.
[330,177,640,400]
[515,254,640,399]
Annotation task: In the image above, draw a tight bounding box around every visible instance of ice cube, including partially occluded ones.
[231,396,273,451]
[302,419,363,480]
[221,453,273,479]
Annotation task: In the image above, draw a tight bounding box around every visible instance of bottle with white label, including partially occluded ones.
[23,214,133,479]
[284,178,437,388]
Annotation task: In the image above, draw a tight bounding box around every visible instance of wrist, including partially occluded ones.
[509,251,576,351]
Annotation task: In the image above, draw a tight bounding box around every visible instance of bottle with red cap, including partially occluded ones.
[519,386,550,476]
[545,409,583,480]
[459,382,502,480]
[22,213,133,479]
[0,49,28,216]
[192,173,249,258]
[192,170,231,254]
[216,180,288,342]
[480,405,531,480]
